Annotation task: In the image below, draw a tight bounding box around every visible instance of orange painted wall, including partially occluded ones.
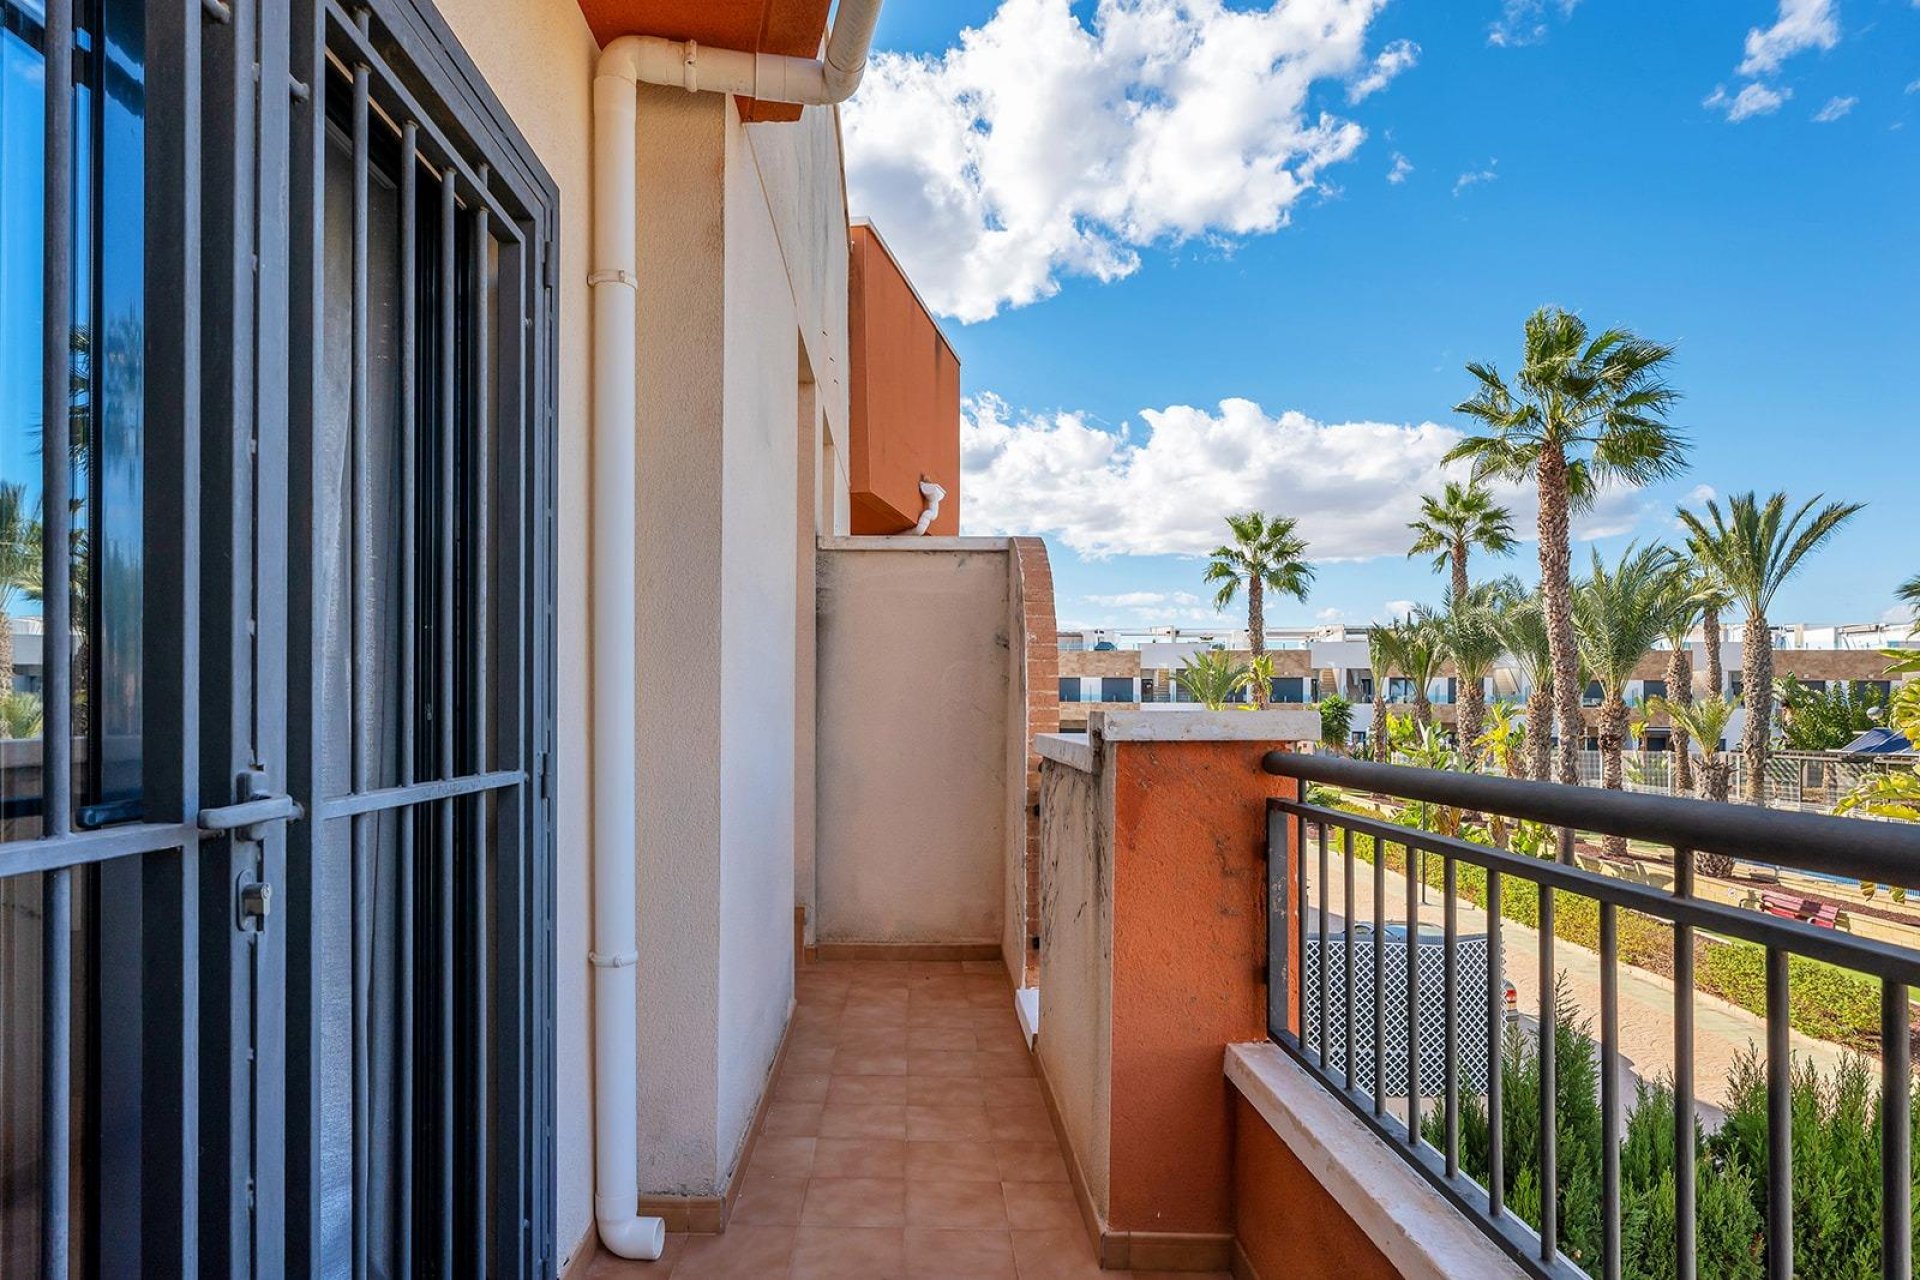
[847,224,961,535]
[1232,1093,1402,1280]
[1105,740,1296,1236]
[573,0,829,121]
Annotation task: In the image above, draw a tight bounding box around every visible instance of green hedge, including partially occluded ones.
[1322,803,1890,1053]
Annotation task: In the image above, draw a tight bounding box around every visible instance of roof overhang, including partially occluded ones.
[576,0,834,122]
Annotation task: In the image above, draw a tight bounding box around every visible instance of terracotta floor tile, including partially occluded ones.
[789,1226,906,1280]
[986,1103,1054,1142]
[784,1045,836,1074]
[905,1179,1011,1229]
[800,1177,907,1228]
[833,1049,910,1077]
[908,1003,978,1030]
[961,960,1007,975]
[910,960,966,975]
[904,1228,1020,1280]
[583,1232,688,1276]
[906,1050,977,1078]
[1008,1228,1107,1280]
[749,1136,817,1181]
[905,1139,1001,1182]
[773,1072,830,1104]
[907,1025,978,1052]
[827,1074,910,1106]
[1000,1183,1081,1232]
[995,1141,1069,1183]
[811,1136,908,1179]
[838,1026,911,1056]
[762,1102,823,1138]
[979,1077,1044,1108]
[671,1224,795,1279]
[974,1049,1035,1079]
[730,1173,809,1226]
[906,1103,992,1142]
[818,1103,908,1140]
[909,1076,987,1107]
[840,1005,911,1032]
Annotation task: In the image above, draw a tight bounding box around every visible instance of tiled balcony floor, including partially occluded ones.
[587,959,1229,1279]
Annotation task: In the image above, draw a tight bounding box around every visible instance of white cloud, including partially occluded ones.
[1907,79,1920,94]
[958,392,1647,561]
[1453,160,1499,195]
[1387,152,1414,184]
[1813,94,1858,121]
[1705,81,1790,121]
[1884,603,1919,625]
[1736,0,1838,77]
[1316,607,1346,623]
[843,0,1400,322]
[1488,0,1580,47]
[1083,590,1202,609]
[1349,38,1420,101]
[1380,600,1418,620]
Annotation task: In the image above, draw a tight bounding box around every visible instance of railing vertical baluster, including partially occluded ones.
[397,118,419,1279]
[1486,867,1504,1219]
[1539,882,1558,1263]
[1406,840,1421,1145]
[1601,901,1622,1280]
[349,62,373,1280]
[467,191,493,1265]
[1883,981,1910,1280]
[39,0,75,1275]
[1675,848,1696,1280]
[436,165,459,1273]
[1373,824,1386,1117]
[1444,853,1458,1179]
[1296,814,1308,1044]
[1343,827,1356,1091]
[1317,821,1329,1066]
[1766,946,1791,1280]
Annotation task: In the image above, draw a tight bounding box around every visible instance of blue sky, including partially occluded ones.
[846,0,1920,632]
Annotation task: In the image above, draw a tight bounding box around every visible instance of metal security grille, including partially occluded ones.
[2,0,559,1275]
[1303,926,1492,1096]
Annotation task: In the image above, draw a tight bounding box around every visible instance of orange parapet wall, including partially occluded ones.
[848,222,961,536]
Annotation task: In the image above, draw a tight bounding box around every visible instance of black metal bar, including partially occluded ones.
[1317,821,1329,1065]
[1487,867,1504,1219]
[1343,826,1356,1091]
[1601,901,1621,1280]
[436,164,458,1272]
[1883,982,1910,1280]
[1539,884,1558,1263]
[1260,751,1920,884]
[1406,838,1421,1143]
[1444,854,1458,1178]
[1766,946,1791,1280]
[40,0,74,1272]
[349,59,372,1280]
[397,114,419,1280]
[1675,852,1696,1280]
[315,769,525,820]
[1373,821,1385,1117]
[468,194,493,1263]
[1267,799,1920,986]
[1295,813,1307,1045]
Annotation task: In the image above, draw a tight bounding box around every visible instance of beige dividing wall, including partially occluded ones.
[814,538,1015,947]
[427,0,598,1265]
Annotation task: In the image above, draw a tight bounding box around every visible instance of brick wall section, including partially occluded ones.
[1012,537,1059,986]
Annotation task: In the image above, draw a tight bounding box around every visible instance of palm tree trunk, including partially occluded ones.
[1371,691,1389,763]
[0,608,13,700]
[1536,449,1580,786]
[1741,612,1772,806]
[1248,579,1267,708]
[1599,694,1628,856]
[1459,672,1485,758]
[1414,689,1432,731]
[1704,757,1728,804]
[1665,646,1692,795]
[1524,684,1553,781]
[1450,544,1470,604]
[1701,605,1723,696]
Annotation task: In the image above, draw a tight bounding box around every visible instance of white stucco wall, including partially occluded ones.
[426,0,598,1265]
[814,539,1013,947]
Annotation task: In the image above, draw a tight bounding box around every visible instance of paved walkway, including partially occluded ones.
[1314,851,1855,1121]
[587,959,1226,1279]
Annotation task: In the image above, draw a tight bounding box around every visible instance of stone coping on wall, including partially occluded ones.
[816,535,1013,552]
[1225,1042,1529,1280]
[1035,731,1096,773]
[1091,708,1321,741]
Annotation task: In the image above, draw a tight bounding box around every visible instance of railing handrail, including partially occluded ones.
[1262,751,1920,885]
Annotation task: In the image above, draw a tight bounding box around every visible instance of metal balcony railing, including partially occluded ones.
[1259,751,1920,1280]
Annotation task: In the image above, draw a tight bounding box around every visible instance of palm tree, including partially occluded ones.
[1432,580,1513,751]
[1365,626,1404,763]
[1407,480,1517,602]
[1649,693,1741,875]
[1899,573,1920,633]
[1572,544,1680,854]
[1394,612,1448,732]
[1492,592,1557,781]
[1318,694,1354,754]
[0,484,36,700]
[1654,574,1705,795]
[1174,649,1251,711]
[1448,307,1685,787]
[1205,512,1314,707]
[1678,491,1864,805]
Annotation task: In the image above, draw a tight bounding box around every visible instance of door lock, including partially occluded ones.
[198,767,303,843]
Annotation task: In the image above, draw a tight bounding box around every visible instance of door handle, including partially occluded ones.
[198,768,304,842]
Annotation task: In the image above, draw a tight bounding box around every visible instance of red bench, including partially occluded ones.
[1757,891,1841,929]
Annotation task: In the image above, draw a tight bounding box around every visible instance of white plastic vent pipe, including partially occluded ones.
[588,0,884,1261]
[910,478,945,536]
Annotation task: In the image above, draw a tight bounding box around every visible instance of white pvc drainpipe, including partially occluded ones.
[588,0,883,1261]
[910,478,945,535]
